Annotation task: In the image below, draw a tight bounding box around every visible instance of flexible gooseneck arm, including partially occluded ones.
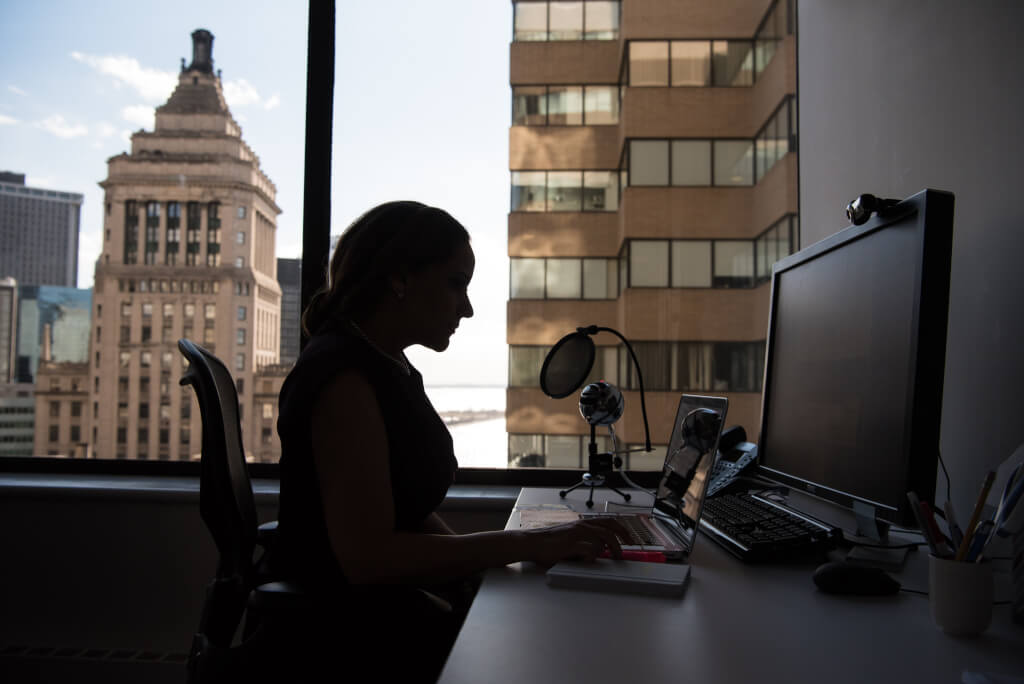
[577,325,652,452]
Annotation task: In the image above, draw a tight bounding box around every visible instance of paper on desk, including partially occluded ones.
[518,509,581,529]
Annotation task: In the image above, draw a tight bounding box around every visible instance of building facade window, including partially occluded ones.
[512,85,619,126]
[626,40,755,87]
[511,170,618,211]
[206,202,221,267]
[510,257,618,300]
[166,201,181,265]
[186,201,201,266]
[123,200,138,264]
[513,1,619,42]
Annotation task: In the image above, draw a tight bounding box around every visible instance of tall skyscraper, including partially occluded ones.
[277,257,301,366]
[0,172,83,288]
[506,0,797,468]
[32,29,285,461]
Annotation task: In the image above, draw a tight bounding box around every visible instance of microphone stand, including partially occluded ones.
[559,422,632,509]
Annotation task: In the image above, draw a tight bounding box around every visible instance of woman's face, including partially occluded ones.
[401,241,475,352]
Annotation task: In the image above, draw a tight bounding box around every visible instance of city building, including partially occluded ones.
[506,0,797,468]
[13,285,92,384]
[0,172,83,288]
[277,257,301,366]
[0,278,16,383]
[0,382,35,458]
[33,29,284,461]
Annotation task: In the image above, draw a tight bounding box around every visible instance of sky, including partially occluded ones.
[0,0,512,386]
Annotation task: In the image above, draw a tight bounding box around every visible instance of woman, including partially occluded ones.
[272,201,623,680]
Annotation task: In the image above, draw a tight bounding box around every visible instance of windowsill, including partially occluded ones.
[0,472,521,509]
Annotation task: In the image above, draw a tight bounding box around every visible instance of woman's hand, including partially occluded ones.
[524,518,629,567]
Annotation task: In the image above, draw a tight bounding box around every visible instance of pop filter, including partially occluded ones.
[539,331,595,399]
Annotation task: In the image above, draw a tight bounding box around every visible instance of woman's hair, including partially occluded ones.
[301,201,470,336]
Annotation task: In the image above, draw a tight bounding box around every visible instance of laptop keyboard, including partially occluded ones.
[699,492,840,561]
[612,515,659,546]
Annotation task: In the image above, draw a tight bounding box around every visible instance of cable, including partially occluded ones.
[609,424,655,495]
[938,447,952,503]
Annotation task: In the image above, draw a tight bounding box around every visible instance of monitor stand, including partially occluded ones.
[844,501,909,569]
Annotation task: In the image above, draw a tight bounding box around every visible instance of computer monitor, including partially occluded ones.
[755,189,954,531]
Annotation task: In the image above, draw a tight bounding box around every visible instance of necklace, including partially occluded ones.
[348,320,411,376]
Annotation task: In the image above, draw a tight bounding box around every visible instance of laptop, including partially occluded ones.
[585,394,728,561]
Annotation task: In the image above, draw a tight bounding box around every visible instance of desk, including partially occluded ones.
[439,487,1021,684]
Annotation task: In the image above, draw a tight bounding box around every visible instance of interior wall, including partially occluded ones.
[797,0,1024,515]
[0,484,512,659]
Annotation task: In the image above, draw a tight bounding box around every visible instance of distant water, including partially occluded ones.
[423,385,507,469]
[422,385,505,413]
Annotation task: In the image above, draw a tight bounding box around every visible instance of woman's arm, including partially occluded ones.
[311,369,624,585]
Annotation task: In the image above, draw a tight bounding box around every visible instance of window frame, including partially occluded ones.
[2,0,654,487]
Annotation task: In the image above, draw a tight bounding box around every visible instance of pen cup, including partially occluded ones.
[928,554,993,636]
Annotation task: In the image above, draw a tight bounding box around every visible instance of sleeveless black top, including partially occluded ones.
[273,324,457,589]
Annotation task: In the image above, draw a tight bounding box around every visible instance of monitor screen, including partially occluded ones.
[756,189,954,528]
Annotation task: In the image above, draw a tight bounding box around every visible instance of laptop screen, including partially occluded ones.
[653,394,728,550]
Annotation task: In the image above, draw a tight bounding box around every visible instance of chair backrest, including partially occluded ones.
[178,338,258,582]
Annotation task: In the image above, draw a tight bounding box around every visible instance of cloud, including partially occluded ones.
[0,114,18,126]
[222,78,261,107]
[96,122,118,138]
[70,51,176,103]
[264,94,281,111]
[36,114,88,139]
[121,104,154,128]
[7,85,27,96]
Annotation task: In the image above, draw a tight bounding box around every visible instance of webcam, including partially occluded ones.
[845,194,900,226]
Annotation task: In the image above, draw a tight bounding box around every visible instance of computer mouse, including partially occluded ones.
[812,561,901,596]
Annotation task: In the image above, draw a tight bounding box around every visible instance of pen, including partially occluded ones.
[943,500,964,550]
[919,501,954,557]
[907,491,939,555]
[955,471,996,561]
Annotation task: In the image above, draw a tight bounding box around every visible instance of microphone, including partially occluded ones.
[539,325,651,452]
[578,381,624,426]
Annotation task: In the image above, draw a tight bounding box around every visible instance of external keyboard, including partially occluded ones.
[699,491,841,562]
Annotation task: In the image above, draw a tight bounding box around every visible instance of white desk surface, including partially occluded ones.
[438,487,1022,684]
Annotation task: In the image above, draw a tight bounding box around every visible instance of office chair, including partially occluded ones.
[178,338,307,682]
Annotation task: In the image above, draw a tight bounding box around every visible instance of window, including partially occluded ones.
[71,401,82,417]
[235,353,245,371]
[713,40,754,86]
[49,425,59,443]
[236,378,244,395]
[630,141,669,186]
[671,141,712,186]
[235,256,245,268]
[49,401,60,418]
[713,241,755,288]
[205,303,216,319]
[671,241,712,287]
[141,351,152,367]
[671,41,711,86]
[509,346,549,387]
[545,259,582,299]
[237,328,246,345]
[263,402,274,419]
[237,206,246,219]
[630,41,670,86]
[511,172,546,212]
[236,231,245,245]
[237,305,247,321]
[510,258,545,299]
[547,86,582,125]
[629,241,670,287]
[513,1,619,42]
[713,140,754,186]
